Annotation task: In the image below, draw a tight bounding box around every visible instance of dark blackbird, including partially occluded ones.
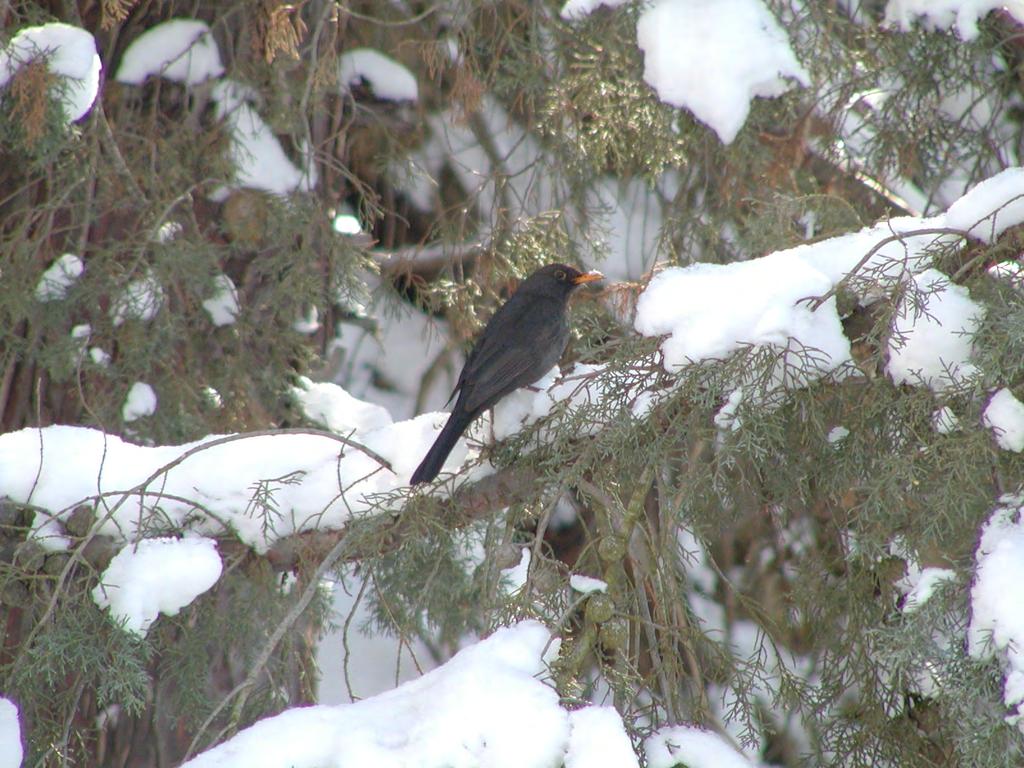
[410,263,603,485]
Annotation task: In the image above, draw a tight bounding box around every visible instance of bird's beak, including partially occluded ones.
[572,270,604,285]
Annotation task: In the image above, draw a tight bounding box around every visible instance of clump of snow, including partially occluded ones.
[946,167,1024,243]
[122,382,157,422]
[933,406,960,434]
[634,253,849,381]
[560,0,630,20]
[983,388,1024,452]
[182,621,627,768]
[0,697,22,768]
[35,253,83,301]
[968,499,1024,728]
[111,271,165,326]
[714,388,745,433]
[570,574,608,594]
[0,22,100,122]
[885,269,983,392]
[566,706,638,768]
[827,425,850,445]
[635,0,809,144]
[202,273,240,326]
[501,548,531,594]
[92,537,223,636]
[901,567,956,613]
[115,19,224,85]
[90,346,111,366]
[338,48,418,102]
[884,0,1024,41]
[216,103,312,196]
[292,376,393,434]
[332,211,362,235]
[645,725,754,768]
[0,417,437,551]
[156,220,183,243]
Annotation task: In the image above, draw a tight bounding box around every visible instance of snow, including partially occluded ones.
[35,253,83,301]
[0,414,439,552]
[884,0,1024,41]
[570,574,608,594]
[634,252,849,383]
[0,698,21,768]
[885,269,983,392]
[560,0,630,20]
[122,382,157,422]
[181,621,628,768]
[946,167,1024,243]
[968,500,1024,728]
[933,406,960,434]
[332,212,362,235]
[565,706,639,768]
[115,19,224,85]
[983,388,1024,452]
[211,80,315,197]
[635,0,809,144]
[215,102,312,196]
[338,49,418,102]
[0,22,100,123]
[202,273,240,326]
[715,388,745,433]
[111,271,164,326]
[317,568,435,704]
[92,537,222,636]
[331,288,459,421]
[501,548,531,594]
[901,567,956,613]
[292,376,393,434]
[827,425,850,445]
[645,725,754,768]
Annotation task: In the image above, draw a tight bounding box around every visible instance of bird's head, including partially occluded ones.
[519,263,604,297]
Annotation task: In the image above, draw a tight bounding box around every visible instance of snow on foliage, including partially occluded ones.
[885,268,983,392]
[292,375,394,433]
[0,22,100,122]
[945,167,1024,243]
[92,537,223,635]
[983,388,1024,452]
[34,253,83,302]
[0,416,438,552]
[633,165,1024,396]
[560,0,630,20]
[211,80,316,196]
[0,698,22,768]
[634,251,848,379]
[181,621,635,768]
[635,0,810,144]
[110,270,165,326]
[338,48,418,102]
[565,706,639,768]
[968,498,1024,731]
[645,725,755,768]
[202,273,240,326]
[884,0,1024,41]
[122,382,158,422]
[115,19,224,85]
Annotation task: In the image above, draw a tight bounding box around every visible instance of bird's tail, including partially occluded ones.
[410,410,473,485]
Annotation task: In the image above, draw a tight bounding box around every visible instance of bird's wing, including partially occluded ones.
[459,295,567,413]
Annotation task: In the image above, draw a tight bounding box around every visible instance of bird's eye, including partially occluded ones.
[554,269,566,280]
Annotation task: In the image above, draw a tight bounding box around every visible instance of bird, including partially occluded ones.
[410,263,603,485]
